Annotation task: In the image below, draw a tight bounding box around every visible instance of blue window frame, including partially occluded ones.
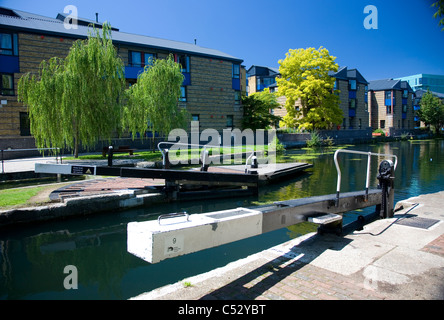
[129,51,157,68]
[179,86,187,102]
[232,64,240,79]
[0,32,18,56]
[176,54,190,73]
[349,79,357,90]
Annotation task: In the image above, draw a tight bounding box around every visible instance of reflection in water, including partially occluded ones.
[1,140,443,299]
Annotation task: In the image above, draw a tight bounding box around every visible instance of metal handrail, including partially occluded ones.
[334,149,398,205]
[1,147,61,174]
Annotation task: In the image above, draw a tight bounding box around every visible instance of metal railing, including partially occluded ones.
[334,149,398,205]
[1,147,61,174]
[157,141,256,169]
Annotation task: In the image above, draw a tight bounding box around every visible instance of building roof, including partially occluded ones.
[247,65,280,77]
[0,6,243,63]
[414,89,444,99]
[329,66,368,84]
[368,78,414,92]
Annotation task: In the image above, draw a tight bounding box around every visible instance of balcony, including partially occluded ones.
[385,98,396,106]
[124,66,144,79]
[349,90,356,99]
[0,55,19,73]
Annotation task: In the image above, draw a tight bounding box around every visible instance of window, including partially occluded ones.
[232,64,240,79]
[129,51,156,67]
[402,104,407,113]
[144,53,155,67]
[20,112,31,136]
[402,90,408,99]
[226,115,234,128]
[349,99,356,109]
[129,51,142,67]
[380,120,385,129]
[192,114,199,122]
[386,105,392,114]
[0,32,18,56]
[349,79,357,90]
[234,90,241,105]
[179,86,187,102]
[1,73,14,95]
[385,91,391,100]
[176,54,190,73]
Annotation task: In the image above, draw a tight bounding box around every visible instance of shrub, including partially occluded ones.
[306,131,323,148]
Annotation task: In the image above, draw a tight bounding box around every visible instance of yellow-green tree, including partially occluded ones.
[277,47,343,131]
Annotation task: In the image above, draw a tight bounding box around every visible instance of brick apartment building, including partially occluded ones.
[0,6,245,150]
[246,65,280,95]
[368,79,415,134]
[330,67,369,130]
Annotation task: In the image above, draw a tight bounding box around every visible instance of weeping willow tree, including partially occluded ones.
[123,55,190,145]
[18,23,125,157]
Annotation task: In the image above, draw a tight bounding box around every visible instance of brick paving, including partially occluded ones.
[199,255,388,301]
[50,177,164,200]
[422,234,444,257]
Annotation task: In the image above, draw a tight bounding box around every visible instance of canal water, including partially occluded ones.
[1,140,443,299]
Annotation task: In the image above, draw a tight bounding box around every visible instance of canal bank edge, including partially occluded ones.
[131,190,444,300]
[0,190,166,228]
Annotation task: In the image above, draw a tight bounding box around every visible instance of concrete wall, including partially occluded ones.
[278,128,373,148]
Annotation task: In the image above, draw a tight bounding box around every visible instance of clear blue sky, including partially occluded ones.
[1,0,443,80]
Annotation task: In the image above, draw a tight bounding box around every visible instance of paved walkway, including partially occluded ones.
[49,177,164,200]
[132,191,444,300]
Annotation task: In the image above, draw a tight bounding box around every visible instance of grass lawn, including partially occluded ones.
[0,186,46,208]
[0,183,72,209]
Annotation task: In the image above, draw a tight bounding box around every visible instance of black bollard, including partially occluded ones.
[163,149,170,169]
[107,146,114,167]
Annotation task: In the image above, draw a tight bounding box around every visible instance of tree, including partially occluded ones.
[276,47,343,131]
[432,0,444,31]
[241,88,281,130]
[123,55,190,145]
[418,89,444,134]
[18,23,125,157]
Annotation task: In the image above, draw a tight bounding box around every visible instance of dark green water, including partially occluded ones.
[1,140,443,299]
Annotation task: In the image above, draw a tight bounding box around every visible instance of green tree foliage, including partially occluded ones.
[123,55,190,142]
[241,88,282,130]
[418,89,444,134]
[432,0,444,31]
[18,23,125,157]
[276,47,343,131]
